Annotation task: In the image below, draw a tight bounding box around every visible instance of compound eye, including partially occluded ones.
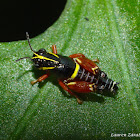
[38,48,47,54]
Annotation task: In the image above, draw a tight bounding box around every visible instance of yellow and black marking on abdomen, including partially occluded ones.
[69,65,119,94]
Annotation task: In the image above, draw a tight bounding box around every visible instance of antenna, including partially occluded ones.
[16,57,32,62]
[16,32,35,62]
[26,32,36,52]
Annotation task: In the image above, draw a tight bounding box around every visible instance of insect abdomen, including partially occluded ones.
[75,67,98,83]
[95,71,118,94]
[75,67,118,94]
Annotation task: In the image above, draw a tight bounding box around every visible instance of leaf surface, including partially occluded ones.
[0,0,139,139]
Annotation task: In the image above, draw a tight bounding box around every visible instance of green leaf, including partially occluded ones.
[0,0,139,139]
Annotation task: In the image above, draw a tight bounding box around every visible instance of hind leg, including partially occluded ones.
[67,81,96,93]
[58,80,83,104]
[69,53,99,74]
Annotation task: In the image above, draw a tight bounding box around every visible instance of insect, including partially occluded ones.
[16,32,119,104]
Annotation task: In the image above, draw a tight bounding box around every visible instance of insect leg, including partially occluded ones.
[75,57,99,74]
[69,54,99,74]
[52,45,57,54]
[69,53,99,63]
[31,73,50,85]
[69,53,85,58]
[67,81,96,93]
[58,80,83,104]
[92,59,99,63]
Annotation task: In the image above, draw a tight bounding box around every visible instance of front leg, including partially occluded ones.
[52,45,57,54]
[31,73,50,85]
